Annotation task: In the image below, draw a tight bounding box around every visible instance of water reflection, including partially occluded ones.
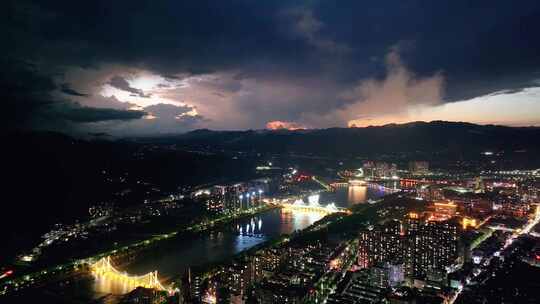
[94,208,323,296]
[232,209,324,237]
[93,273,139,295]
[348,185,367,205]
[321,185,380,208]
[280,209,324,234]
[88,184,395,297]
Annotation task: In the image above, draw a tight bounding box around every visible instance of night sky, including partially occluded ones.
[3,0,540,135]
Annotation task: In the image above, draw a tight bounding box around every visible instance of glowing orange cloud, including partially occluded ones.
[266,120,306,130]
[343,49,444,128]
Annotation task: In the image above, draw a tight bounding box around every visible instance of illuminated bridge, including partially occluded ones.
[312,176,333,191]
[281,195,350,215]
[91,256,173,293]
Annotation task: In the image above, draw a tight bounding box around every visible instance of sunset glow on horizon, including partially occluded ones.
[348,87,540,128]
[266,120,307,130]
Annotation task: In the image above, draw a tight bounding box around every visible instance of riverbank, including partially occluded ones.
[0,203,279,296]
[181,193,423,303]
[2,184,392,300]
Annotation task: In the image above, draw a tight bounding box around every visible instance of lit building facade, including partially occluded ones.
[409,161,429,175]
[358,215,459,280]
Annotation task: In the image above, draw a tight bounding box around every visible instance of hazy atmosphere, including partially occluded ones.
[4,1,540,136]
[3,2,540,304]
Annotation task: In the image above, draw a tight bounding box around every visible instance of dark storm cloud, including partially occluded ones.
[4,0,305,75]
[81,103,207,136]
[1,57,56,128]
[0,57,145,130]
[3,0,540,132]
[60,83,89,97]
[47,103,145,123]
[2,0,311,131]
[6,0,540,85]
[311,1,540,101]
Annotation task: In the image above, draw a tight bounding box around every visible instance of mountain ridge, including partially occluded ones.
[141,121,540,156]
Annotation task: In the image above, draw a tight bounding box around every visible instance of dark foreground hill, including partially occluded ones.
[0,131,258,262]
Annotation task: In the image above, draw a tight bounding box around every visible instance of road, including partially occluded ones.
[451,206,540,304]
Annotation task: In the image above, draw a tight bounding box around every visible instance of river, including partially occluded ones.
[86,184,389,299]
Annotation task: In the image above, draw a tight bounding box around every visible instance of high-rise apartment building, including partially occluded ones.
[409,161,430,175]
[359,215,458,280]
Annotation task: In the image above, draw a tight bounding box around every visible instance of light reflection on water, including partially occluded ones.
[89,185,388,297]
[322,184,388,207]
[93,273,140,295]
[348,185,367,205]
[92,208,323,296]
[279,209,324,234]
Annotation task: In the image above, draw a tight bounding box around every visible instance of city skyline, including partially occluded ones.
[3,126,540,303]
[3,2,540,303]
[3,1,540,136]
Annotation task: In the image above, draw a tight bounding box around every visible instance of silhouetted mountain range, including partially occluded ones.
[2,121,539,261]
[158,121,540,156]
